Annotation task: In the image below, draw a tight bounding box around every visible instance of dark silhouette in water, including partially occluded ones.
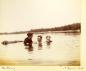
[1,40,23,45]
[37,35,42,50]
[24,33,33,52]
[46,36,52,48]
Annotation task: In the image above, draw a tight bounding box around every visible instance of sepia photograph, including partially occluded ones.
[0,0,81,66]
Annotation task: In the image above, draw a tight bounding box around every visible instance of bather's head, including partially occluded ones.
[37,35,42,42]
[27,32,33,39]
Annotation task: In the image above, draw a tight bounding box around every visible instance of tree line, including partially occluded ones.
[30,23,81,32]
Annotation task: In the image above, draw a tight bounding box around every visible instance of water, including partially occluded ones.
[0,33,80,66]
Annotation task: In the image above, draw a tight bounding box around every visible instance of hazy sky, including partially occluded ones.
[0,0,81,32]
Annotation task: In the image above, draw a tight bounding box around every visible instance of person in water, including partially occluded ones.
[24,32,33,52]
[46,36,52,47]
[37,35,42,50]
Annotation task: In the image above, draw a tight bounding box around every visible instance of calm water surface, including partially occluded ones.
[0,33,80,65]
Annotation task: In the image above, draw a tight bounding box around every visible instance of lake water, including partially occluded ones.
[0,33,80,66]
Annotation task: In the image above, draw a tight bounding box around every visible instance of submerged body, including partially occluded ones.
[46,36,52,48]
[37,35,42,50]
[24,33,33,52]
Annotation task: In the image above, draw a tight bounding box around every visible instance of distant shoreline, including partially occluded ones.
[0,30,80,35]
[0,23,81,35]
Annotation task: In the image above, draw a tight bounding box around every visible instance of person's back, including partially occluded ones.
[24,32,33,52]
[24,37,32,46]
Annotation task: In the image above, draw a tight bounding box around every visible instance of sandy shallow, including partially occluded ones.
[0,58,80,66]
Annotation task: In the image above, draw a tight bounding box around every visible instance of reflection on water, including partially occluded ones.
[0,33,80,66]
[25,46,33,52]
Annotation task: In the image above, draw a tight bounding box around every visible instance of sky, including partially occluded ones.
[0,0,81,32]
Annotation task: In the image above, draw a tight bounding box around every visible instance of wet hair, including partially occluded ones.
[38,35,42,39]
[27,32,33,37]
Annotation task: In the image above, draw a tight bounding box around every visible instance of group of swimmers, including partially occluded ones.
[24,32,52,52]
